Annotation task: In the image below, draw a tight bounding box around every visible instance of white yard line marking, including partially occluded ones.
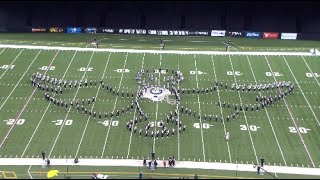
[220,41,238,52]
[48,52,95,158]
[264,55,315,168]
[246,55,287,166]
[283,56,320,126]
[0,49,23,80]
[74,53,112,158]
[21,51,78,157]
[127,53,145,158]
[301,56,320,90]
[211,55,232,162]
[153,54,162,154]
[194,55,206,161]
[227,55,258,164]
[0,48,6,55]
[28,165,33,179]
[177,56,181,160]
[0,50,60,150]
[0,50,42,111]
[101,53,128,157]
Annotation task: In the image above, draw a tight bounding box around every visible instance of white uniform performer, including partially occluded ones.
[225,131,230,141]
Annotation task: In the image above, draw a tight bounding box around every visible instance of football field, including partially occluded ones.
[0,40,320,178]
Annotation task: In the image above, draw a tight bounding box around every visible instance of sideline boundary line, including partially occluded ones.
[29,171,261,179]
[0,158,319,176]
[0,44,315,56]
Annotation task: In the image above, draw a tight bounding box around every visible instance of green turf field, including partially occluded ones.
[0,34,319,179]
[0,33,319,51]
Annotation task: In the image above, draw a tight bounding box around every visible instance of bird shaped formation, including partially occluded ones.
[30,68,294,139]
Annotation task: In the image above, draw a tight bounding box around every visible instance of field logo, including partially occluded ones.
[142,87,173,103]
[47,170,59,178]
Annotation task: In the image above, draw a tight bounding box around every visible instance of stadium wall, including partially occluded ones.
[0,1,319,40]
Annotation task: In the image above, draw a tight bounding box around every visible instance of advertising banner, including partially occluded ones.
[148,30,157,35]
[228,31,242,37]
[211,30,226,37]
[280,33,297,40]
[135,29,147,35]
[49,27,64,33]
[119,29,135,34]
[244,32,261,38]
[100,28,115,33]
[188,31,209,36]
[31,28,47,33]
[262,32,279,39]
[168,30,189,36]
[85,27,97,33]
[66,27,81,33]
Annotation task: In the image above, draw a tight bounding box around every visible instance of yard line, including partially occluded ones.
[177,56,180,160]
[211,55,232,163]
[127,53,145,159]
[0,50,60,150]
[227,55,258,164]
[0,49,23,80]
[264,55,315,168]
[0,48,6,62]
[74,53,112,158]
[101,53,128,157]
[220,41,238,52]
[0,50,42,111]
[48,52,95,158]
[301,56,320,90]
[27,165,33,179]
[0,48,6,55]
[153,53,162,155]
[194,55,206,161]
[21,51,78,157]
[246,55,287,166]
[283,56,320,126]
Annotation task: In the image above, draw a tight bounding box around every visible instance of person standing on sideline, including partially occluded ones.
[163,160,166,168]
